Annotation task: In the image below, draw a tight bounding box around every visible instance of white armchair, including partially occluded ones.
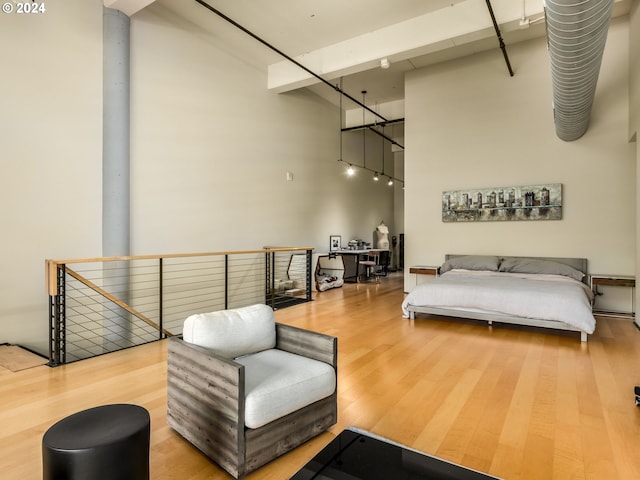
[167,304,337,478]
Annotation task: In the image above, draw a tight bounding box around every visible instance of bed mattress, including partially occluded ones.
[402,270,595,335]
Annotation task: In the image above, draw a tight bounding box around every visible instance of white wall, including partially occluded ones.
[631,0,640,325]
[0,0,103,352]
[404,19,635,309]
[0,1,397,353]
[630,0,639,141]
[129,2,395,255]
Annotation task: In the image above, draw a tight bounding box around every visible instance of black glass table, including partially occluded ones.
[291,427,501,480]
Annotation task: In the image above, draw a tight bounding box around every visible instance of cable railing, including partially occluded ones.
[45,247,313,366]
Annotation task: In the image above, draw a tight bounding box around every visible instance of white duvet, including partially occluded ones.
[402,270,596,334]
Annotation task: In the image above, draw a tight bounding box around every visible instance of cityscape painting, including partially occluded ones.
[442,183,562,223]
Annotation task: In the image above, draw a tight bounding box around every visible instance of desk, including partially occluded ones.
[339,250,388,283]
[314,254,345,291]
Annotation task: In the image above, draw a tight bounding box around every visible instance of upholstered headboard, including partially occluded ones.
[444,254,589,284]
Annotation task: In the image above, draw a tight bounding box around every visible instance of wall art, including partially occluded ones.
[329,235,342,251]
[442,183,562,222]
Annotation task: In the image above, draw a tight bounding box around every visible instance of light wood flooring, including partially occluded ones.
[1,273,640,479]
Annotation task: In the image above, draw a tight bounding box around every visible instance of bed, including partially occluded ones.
[402,254,596,342]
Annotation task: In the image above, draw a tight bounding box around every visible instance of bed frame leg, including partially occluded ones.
[410,312,415,320]
[580,332,587,342]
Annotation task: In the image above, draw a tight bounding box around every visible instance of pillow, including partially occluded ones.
[499,257,584,281]
[183,304,276,359]
[440,255,500,274]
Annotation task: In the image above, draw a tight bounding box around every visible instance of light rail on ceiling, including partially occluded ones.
[486,0,514,77]
[194,0,393,125]
[342,120,405,151]
[194,1,515,102]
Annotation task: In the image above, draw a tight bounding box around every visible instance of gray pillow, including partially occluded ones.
[499,257,584,281]
[440,255,501,274]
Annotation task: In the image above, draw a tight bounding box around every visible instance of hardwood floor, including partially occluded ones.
[2,273,639,479]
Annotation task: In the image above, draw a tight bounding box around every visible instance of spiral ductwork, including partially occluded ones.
[545,0,614,141]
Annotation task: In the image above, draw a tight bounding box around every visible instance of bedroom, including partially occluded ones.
[3,277,640,479]
[1,0,638,353]
[0,1,639,478]
[404,11,638,317]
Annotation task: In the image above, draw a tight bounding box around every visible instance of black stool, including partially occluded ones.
[42,404,150,480]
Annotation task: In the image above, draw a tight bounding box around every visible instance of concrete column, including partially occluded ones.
[103,8,132,344]
[103,7,130,257]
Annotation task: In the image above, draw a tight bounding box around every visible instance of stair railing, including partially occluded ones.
[45,247,313,365]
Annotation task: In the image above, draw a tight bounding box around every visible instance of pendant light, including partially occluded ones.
[381,125,393,187]
[362,90,367,171]
[338,78,354,176]
[337,86,404,186]
[381,126,384,167]
[339,80,342,163]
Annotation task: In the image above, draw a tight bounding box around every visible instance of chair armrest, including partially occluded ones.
[275,323,337,368]
[167,336,245,458]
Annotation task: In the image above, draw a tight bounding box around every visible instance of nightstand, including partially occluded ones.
[590,274,635,317]
[409,266,439,276]
[407,266,439,291]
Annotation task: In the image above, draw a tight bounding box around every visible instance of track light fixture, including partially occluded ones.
[362,91,367,170]
[338,159,403,185]
[335,87,404,186]
[337,78,343,163]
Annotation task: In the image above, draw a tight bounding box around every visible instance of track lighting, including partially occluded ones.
[362,91,367,171]
[336,87,404,185]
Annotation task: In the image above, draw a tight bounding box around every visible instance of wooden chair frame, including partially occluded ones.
[167,324,338,479]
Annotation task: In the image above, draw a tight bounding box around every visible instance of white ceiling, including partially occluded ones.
[114,0,631,119]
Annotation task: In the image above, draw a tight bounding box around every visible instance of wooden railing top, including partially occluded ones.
[45,246,313,296]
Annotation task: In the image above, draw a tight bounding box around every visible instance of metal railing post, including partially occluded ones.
[48,264,66,366]
[224,254,229,309]
[306,249,312,301]
[270,251,276,308]
[264,250,276,308]
[264,251,270,307]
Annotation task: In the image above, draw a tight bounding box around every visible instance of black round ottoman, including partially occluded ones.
[42,404,150,480]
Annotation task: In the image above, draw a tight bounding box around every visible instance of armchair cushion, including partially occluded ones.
[235,349,336,429]
[183,304,276,359]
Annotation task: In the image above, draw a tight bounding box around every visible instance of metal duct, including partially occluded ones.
[545,0,614,141]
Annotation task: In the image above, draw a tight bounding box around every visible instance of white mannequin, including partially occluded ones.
[375,221,390,250]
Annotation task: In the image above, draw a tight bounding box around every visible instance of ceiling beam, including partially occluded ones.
[267,0,545,93]
[103,0,156,16]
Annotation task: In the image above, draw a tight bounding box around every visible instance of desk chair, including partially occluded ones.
[359,251,380,283]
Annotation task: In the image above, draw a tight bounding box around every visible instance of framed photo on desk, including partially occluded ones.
[329,235,341,252]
